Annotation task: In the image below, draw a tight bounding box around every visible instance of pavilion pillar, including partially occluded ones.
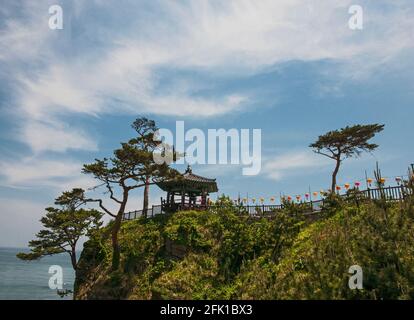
[201,191,207,206]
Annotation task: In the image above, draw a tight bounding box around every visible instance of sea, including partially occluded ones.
[0,247,75,300]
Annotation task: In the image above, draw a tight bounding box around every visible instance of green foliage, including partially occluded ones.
[120,219,164,274]
[164,210,216,250]
[75,118,181,270]
[17,194,102,270]
[75,195,414,300]
[280,198,313,216]
[214,194,239,209]
[74,204,304,299]
[320,193,346,217]
[310,124,385,159]
[152,253,222,299]
[131,117,159,151]
[310,124,384,191]
[238,200,414,299]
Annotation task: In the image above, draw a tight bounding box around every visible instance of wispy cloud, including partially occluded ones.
[0,156,94,190]
[262,150,330,181]
[0,0,413,189]
[20,121,98,154]
[2,0,413,152]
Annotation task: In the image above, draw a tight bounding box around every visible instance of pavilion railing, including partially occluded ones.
[123,205,163,220]
[122,185,413,221]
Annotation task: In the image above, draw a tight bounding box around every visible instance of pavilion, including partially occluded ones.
[157,165,218,213]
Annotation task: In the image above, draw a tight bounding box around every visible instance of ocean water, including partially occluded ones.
[0,247,75,300]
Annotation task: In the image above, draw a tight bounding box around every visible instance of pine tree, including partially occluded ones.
[310,124,384,192]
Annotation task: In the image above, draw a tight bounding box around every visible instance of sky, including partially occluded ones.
[0,0,413,247]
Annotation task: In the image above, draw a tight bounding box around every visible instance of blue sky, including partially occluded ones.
[0,0,413,247]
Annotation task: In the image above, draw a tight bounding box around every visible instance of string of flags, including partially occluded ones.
[224,174,412,205]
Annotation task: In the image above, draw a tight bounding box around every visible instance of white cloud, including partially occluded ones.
[0,0,413,185]
[21,121,98,153]
[3,0,413,143]
[192,150,329,181]
[262,150,330,181]
[19,65,102,120]
[0,156,94,190]
[159,0,414,70]
[0,2,52,63]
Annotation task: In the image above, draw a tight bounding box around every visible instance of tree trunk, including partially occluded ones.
[143,175,150,218]
[331,158,341,193]
[70,246,77,270]
[111,191,128,270]
[111,214,122,270]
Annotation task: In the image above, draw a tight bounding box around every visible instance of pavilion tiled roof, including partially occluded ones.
[182,171,217,183]
[156,165,218,193]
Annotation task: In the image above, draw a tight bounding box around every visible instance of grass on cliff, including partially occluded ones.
[75,194,414,300]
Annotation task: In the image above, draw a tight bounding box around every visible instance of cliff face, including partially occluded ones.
[74,199,414,300]
[74,216,166,300]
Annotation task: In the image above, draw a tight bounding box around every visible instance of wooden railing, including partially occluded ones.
[123,185,412,221]
[360,185,409,201]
